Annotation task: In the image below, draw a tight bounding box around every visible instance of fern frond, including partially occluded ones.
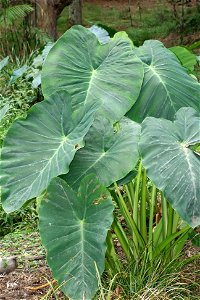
[0,4,34,28]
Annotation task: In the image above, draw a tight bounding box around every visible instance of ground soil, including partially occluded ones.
[0,231,66,300]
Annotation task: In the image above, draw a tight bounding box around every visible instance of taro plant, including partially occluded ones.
[0,26,200,299]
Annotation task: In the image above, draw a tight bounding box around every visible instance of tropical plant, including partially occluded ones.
[1,26,200,299]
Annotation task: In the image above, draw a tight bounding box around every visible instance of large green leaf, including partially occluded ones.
[39,175,114,300]
[169,46,197,73]
[63,117,141,189]
[139,107,200,228]
[42,25,144,122]
[127,40,200,123]
[1,91,99,213]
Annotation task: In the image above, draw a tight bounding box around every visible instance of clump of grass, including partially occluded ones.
[94,254,200,300]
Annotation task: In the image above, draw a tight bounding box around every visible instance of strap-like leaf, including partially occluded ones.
[39,175,114,300]
[63,117,141,189]
[139,107,200,228]
[0,104,9,122]
[9,65,29,84]
[0,56,9,71]
[1,90,99,213]
[127,40,200,122]
[42,25,144,122]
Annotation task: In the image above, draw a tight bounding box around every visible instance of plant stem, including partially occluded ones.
[161,193,168,239]
[112,216,134,261]
[153,226,190,259]
[148,184,157,262]
[140,168,147,243]
[132,161,143,251]
[106,231,121,274]
[172,210,179,233]
[124,183,133,213]
[113,183,145,250]
[167,202,173,238]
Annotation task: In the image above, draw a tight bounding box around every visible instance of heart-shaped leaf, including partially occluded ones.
[139,107,200,228]
[127,40,200,122]
[39,175,114,300]
[63,117,141,189]
[1,90,99,213]
[42,25,144,122]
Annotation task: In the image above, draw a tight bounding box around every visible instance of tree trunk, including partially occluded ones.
[36,0,57,40]
[36,0,73,40]
[69,0,82,26]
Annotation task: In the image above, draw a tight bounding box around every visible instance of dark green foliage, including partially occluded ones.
[0,200,37,237]
[96,23,117,37]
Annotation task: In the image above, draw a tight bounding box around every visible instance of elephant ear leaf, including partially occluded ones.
[63,117,141,189]
[139,107,200,228]
[1,90,99,213]
[38,175,114,300]
[127,40,200,122]
[42,25,144,122]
